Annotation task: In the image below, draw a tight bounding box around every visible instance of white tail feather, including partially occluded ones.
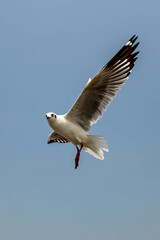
[83,135,108,159]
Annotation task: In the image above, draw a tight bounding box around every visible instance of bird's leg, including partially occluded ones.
[75,144,83,169]
[75,147,80,169]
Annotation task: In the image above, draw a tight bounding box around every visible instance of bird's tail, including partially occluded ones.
[83,135,109,160]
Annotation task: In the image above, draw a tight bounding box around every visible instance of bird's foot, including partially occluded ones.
[75,144,83,169]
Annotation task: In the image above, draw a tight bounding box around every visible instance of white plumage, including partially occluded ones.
[46,35,140,168]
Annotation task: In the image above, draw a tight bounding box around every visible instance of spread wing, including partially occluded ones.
[47,131,70,144]
[65,35,139,131]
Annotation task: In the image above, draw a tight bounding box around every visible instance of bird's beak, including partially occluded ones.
[46,115,51,120]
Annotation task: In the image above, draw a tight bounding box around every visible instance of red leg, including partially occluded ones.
[75,144,83,169]
[75,147,80,169]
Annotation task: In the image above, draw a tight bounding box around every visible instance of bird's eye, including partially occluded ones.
[55,115,57,119]
[51,114,54,117]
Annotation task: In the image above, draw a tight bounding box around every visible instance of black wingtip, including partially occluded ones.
[129,34,139,43]
[105,35,140,69]
[132,36,138,45]
[129,35,136,41]
[132,51,139,58]
[125,35,139,47]
[131,42,140,52]
[47,139,55,144]
[126,34,139,45]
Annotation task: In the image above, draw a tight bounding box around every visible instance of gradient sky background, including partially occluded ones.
[0,0,160,239]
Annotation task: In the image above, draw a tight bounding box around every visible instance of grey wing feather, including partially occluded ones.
[65,35,140,131]
[47,131,70,144]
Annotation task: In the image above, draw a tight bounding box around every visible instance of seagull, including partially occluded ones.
[46,35,139,169]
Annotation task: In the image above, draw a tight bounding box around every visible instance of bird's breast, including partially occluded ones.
[49,116,87,146]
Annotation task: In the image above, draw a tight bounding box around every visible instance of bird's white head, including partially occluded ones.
[46,112,57,121]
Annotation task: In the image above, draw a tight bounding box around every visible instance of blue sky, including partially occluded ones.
[0,0,160,239]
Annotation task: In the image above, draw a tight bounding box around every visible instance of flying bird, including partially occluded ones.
[46,35,139,169]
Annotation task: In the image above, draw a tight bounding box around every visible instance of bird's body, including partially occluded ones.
[46,113,108,160]
[46,35,140,168]
[48,113,88,146]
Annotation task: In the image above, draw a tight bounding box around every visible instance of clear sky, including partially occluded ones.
[0,0,160,239]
